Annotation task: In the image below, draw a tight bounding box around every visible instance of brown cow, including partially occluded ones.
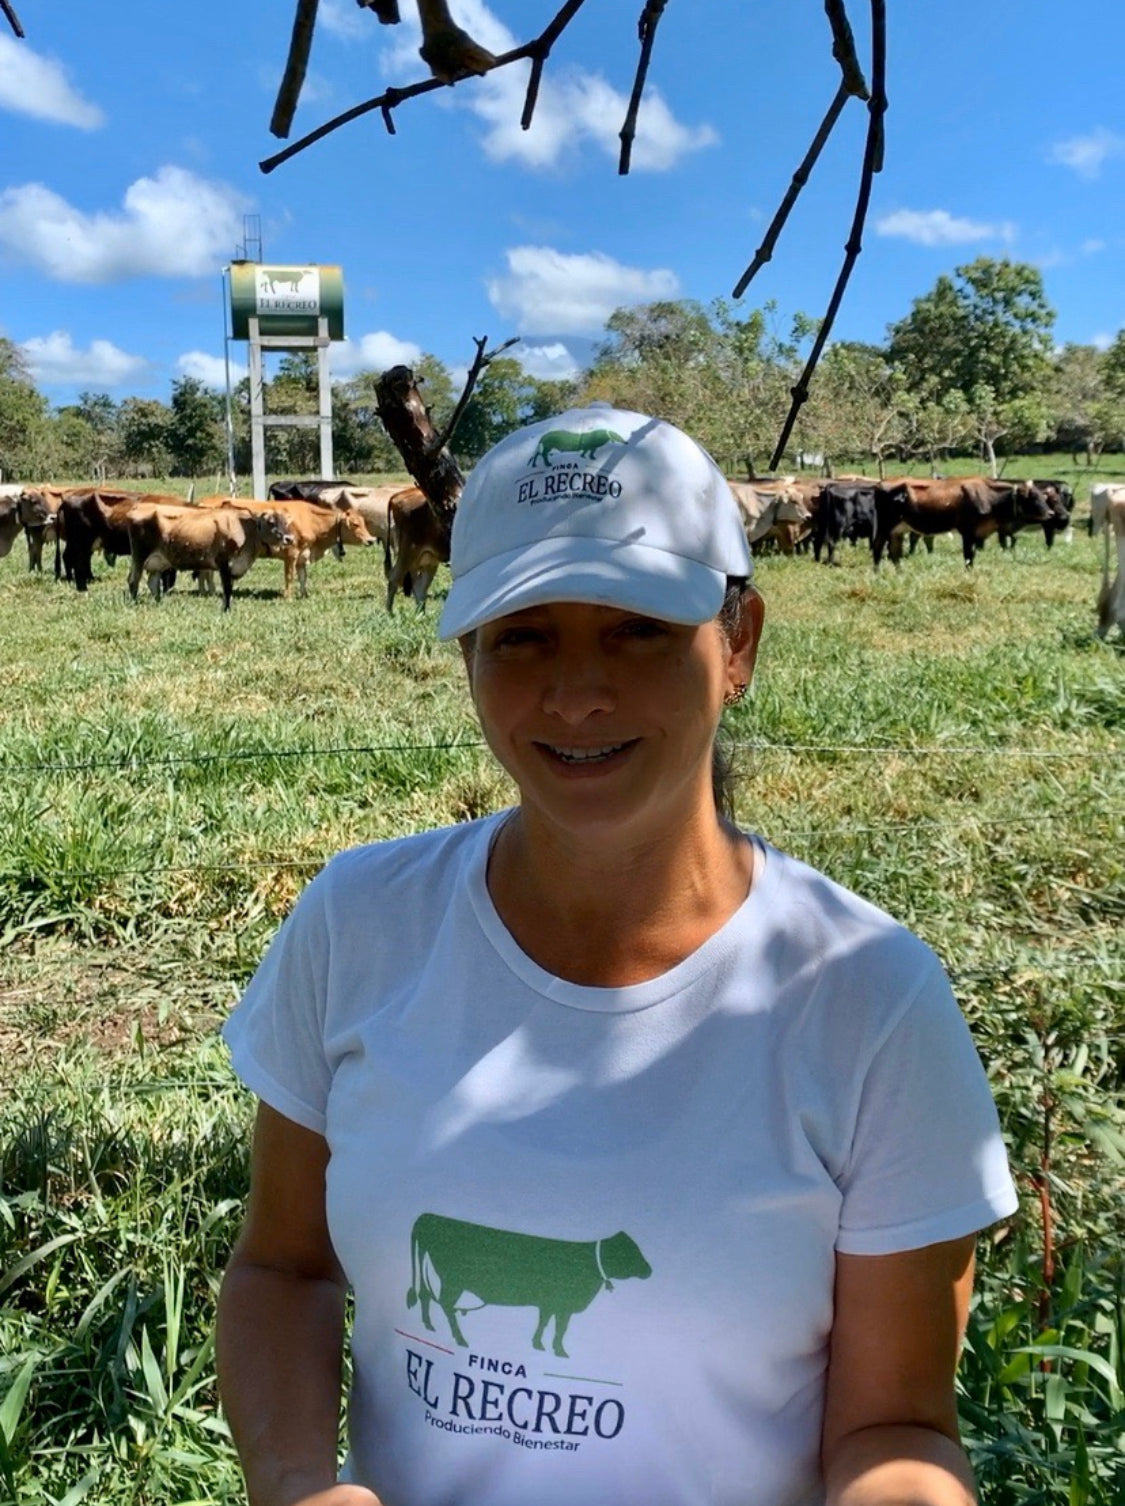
[872,477,1052,569]
[126,505,295,611]
[17,486,61,572]
[383,487,451,613]
[267,480,400,546]
[195,497,377,596]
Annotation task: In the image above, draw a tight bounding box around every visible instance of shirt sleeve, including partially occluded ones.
[221,867,335,1135]
[835,959,1020,1255]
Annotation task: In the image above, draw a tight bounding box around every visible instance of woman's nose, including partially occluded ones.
[540,653,615,724]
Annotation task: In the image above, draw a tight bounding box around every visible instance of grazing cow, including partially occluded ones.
[196,497,376,596]
[407,1212,652,1358]
[127,505,295,611]
[997,479,1073,550]
[810,481,876,565]
[726,481,809,549]
[1095,491,1125,639]
[384,488,452,612]
[1033,479,1075,546]
[872,477,1051,569]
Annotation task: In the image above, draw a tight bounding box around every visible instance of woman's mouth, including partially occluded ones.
[537,740,637,766]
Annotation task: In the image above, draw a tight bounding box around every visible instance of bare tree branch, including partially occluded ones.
[823,0,868,99]
[769,0,887,470]
[1,0,25,38]
[430,336,521,458]
[731,82,850,298]
[618,0,670,175]
[270,0,320,139]
[261,0,589,175]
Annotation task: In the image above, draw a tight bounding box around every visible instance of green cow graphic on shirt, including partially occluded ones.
[529,428,626,468]
[407,1212,652,1359]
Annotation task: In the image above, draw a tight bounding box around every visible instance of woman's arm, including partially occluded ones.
[217,1102,382,1506]
[821,1235,979,1506]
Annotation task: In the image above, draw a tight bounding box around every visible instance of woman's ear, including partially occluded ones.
[727,587,765,694]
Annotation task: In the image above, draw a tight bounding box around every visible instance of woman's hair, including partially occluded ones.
[712,577,754,823]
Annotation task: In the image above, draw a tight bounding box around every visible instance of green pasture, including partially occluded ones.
[0,526,1122,1504]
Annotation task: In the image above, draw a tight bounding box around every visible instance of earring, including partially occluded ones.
[723,683,747,707]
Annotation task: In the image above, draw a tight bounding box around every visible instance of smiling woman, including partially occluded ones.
[217,406,1018,1506]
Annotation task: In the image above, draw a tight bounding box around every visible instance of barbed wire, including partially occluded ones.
[1,736,1115,779]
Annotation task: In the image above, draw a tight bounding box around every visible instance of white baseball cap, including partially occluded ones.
[437,404,752,640]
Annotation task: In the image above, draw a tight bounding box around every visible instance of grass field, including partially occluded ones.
[1,516,1122,1504]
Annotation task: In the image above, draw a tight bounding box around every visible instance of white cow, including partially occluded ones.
[726,481,810,547]
[306,484,401,546]
[1095,492,1125,639]
[1088,482,1125,538]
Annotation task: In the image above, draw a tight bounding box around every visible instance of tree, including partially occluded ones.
[581,298,802,475]
[1046,344,1125,465]
[798,342,907,478]
[0,339,50,480]
[167,376,225,477]
[74,391,118,436]
[52,410,106,479]
[450,357,563,465]
[888,258,1055,469]
[118,397,172,476]
[1103,329,1125,401]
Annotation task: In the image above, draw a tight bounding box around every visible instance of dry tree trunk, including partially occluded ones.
[374,364,464,529]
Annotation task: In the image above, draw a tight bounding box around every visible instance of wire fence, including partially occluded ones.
[1,736,1115,778]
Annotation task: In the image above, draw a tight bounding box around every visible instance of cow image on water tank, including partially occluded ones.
[407,1213,652,1359]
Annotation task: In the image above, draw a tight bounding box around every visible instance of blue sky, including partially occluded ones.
[2,0,1122,405]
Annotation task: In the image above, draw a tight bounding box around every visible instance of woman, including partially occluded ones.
[218,406,1018,1506]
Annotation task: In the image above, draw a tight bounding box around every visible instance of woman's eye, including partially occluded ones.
[491,627,546,649]
[618,618,668,640]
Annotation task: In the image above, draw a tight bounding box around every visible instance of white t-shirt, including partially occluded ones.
[223,813,1018,1506]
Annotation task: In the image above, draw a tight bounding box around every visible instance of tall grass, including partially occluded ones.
[1,529,1122,1503]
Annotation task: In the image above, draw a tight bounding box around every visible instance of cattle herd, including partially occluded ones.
[1,472,1123,636]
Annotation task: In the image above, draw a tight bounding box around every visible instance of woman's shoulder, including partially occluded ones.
[317,811,504,904]
[753,839,942,990]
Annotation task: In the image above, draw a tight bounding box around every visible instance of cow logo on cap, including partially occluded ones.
[529,428,626,469]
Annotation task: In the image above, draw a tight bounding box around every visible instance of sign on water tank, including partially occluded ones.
[229,261,344,339]
[255,265,321,317]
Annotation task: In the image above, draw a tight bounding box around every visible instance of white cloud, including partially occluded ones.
[874,208,1016,247]
[177,350,247,387]
[1048,128,1125,180]
[487,246,679,335]
[20,331,147,386]
[1081,238,1106,255]
[0,166,248,283]
[380,0,716,172]
[319,0,372,42]
[1092,332,1115,352]
[514,340,581,381]
[330,330,424,378]
[0,35,104,129]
